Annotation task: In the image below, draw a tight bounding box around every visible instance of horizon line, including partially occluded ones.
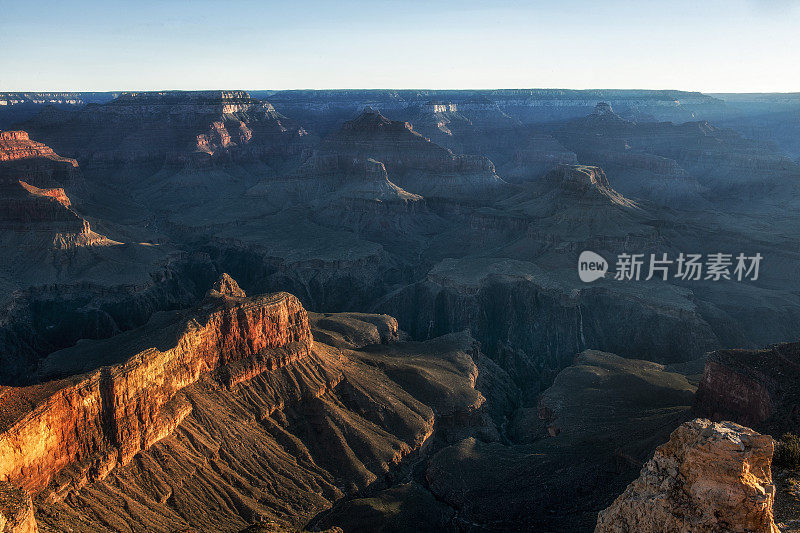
[2,88,800,96]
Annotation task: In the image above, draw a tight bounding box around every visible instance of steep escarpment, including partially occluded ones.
[321,109,506,199]
[0,282,312,496]
[0,130,115,262]
[0,253,219,386]
[379,257,718,395]
[596,419,778,533]
[0,178,111,248]
[0,131,77,165]
[694,341,800,432]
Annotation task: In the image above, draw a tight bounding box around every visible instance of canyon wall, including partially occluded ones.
[694,341,800,433]
[0,284,312,498]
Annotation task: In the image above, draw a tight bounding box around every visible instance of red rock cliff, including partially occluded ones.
[0,131,77,166]
[0,285,312,498]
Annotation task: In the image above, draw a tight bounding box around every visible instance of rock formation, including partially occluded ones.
[207,271,247,298]
[419,350,696,531]
[0,482,37,533]
[20,91,308,163]
[0,178,110,246]
[553,102,800,207]
[264,89,725,132]
[2,88,800,532]
[694,341,800,433]
[1,280,312,496]
[0,275,508,531]
[0,130,80,190]
[0,130,76,164]
[319,108,506,198]
[596,418,779,533]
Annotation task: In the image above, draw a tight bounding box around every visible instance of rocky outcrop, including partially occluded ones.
[0,179,83,226]
[543,164,613,195]
[0,131,76,165]
[0,277,312,497]
[0,482,37,533]
[694,341,800,433]
[495,164,646,241]
[0,178,112,249]
[207,271,246,298]
[596,418,778,533]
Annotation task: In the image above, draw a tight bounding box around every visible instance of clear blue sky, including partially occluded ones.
[1,0,798,92]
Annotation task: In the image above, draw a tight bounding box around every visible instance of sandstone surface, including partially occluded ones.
[596,419,778,533]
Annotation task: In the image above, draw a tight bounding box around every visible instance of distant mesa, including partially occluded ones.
[572,101,634,128]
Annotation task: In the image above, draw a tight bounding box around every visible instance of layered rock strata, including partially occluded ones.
[0,283,311,497]
[320,109,505,198]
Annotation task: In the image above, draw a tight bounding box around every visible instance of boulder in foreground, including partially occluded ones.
[596,418,778,533]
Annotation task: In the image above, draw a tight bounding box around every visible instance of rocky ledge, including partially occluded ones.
[596,418,778,533]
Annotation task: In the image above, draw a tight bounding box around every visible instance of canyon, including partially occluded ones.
[2,88,800,531]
